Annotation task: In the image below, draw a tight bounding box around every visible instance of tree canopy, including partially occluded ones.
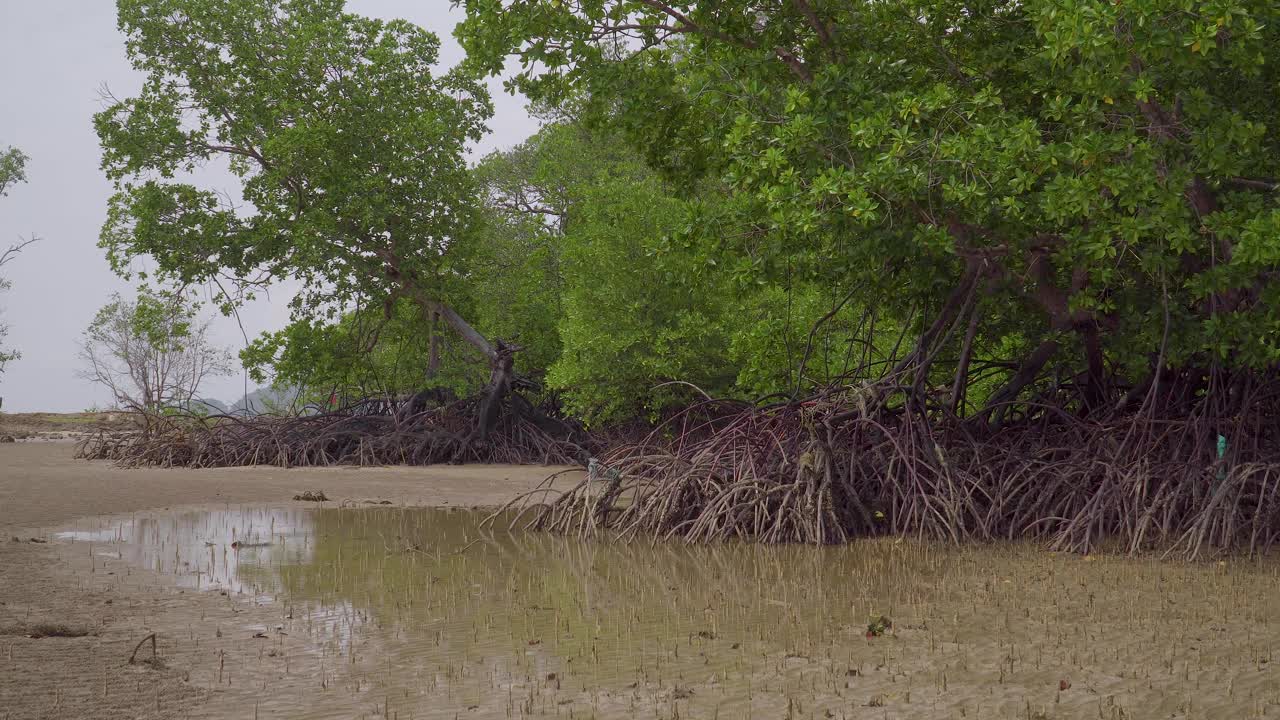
[0,146,28,199]
[457,0,1280,420]
[94,0,1280,427]
[97,0,494,366]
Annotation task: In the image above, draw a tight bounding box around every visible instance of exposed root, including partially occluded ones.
[127,632,161,668]
[76,393,590,468]
[497,396,1280,559]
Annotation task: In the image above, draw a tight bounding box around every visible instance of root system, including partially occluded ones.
[76,393,590,468]
[497,388,1280,559]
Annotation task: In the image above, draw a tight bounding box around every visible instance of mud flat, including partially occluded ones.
[0,442,564,719]
[4,442,1280,719]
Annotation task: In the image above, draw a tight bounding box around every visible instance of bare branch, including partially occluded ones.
[78,290,233,410]
[0,236,38,270]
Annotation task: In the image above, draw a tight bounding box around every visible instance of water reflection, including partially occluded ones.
[58,508,317,597]
[56,506,1280,719]
[273,508,953,684]
[58,506,958,716]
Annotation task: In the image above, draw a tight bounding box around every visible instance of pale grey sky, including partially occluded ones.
[0,1,537,412]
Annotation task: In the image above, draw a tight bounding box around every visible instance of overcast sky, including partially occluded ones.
[0,1,538,413]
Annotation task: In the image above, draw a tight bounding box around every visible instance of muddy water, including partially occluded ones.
[57,507,1280,719]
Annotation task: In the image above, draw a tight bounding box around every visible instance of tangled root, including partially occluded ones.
[494,398,1280,559]
[76,394,589,468]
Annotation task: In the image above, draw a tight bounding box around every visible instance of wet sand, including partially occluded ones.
[0,441,566,532]
[5,442,1280,719]
[0,441,568,719]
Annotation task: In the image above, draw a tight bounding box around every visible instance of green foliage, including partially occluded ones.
[460,123,741,421]
[461,125,593,375]
[90,0,1280,425]
[0,146,28,198]
[241,298,485,402]
[97,0,491,345]
[548,166,736,421]
[465,122,897,421]
[727,284,874,400]
[459,0,1280,401]
[0,145,30,375]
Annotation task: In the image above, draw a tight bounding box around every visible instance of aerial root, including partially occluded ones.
[496,398,1280,559]
[76,394,589,468]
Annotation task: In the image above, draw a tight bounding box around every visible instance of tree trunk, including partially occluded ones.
[418,299,514,443]
[474,341,516,441]
[949,307,981,416]
[1080,324,1106,415]
[426,310,441,380]
[977,339,1060,431]
[424,300,497,361]
[412,297,583,457]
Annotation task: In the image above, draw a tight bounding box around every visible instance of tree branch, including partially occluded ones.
[0,237,39,270]
[1225,176,1279,192]
[772,47,813,82]
[789,0,842,61]
[978,339,1061,430]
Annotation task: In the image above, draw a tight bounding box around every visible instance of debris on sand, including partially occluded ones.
[865,615,892,637]
[128,632,164,668]
[293,490,329,502]
[1,622,96,638]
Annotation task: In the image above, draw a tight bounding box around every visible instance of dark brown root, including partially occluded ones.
[76,392,591,468]
[127,632,161,668]
[496,393,1280,560]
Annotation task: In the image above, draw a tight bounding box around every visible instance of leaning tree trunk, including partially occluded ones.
[474,340,516,441]
[977,338,1060,431]
[425,309,441,380]
[410,296,587,460]
[418,299,519,443]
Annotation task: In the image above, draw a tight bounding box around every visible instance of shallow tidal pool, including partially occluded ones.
[56,506,1280,719]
